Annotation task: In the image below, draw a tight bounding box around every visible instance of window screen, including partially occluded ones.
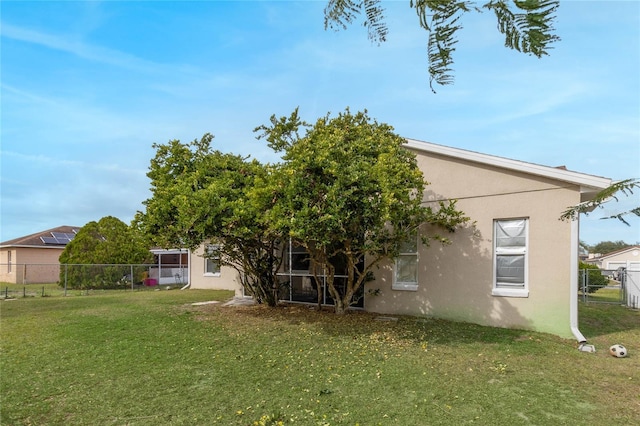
[393,234,418,290]
[205,244,221,275]
[494,219,527,290]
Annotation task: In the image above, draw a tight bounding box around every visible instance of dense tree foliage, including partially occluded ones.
[137,110,469,312]
[578,261,609,294]
[324,0,560,91]
[257,108,469,313]
[587,241,634,256]
[59,216,152,289]
[134,134,284,306]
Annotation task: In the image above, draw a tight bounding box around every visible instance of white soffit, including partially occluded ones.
[404,138,612,192]
[150,248,188,255]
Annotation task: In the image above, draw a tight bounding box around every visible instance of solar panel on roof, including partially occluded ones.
[41,232,76,245]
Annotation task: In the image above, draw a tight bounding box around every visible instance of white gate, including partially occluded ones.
[625,261,640,309]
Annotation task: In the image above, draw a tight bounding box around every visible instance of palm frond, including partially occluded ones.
[600,207,640,227]
[324,0,361,31]
[363,0,388,44]
[484,0,560,57]
[560,178,640,225]
[324,0,561,91]
[412,1,472,92]
[324,0,388,44]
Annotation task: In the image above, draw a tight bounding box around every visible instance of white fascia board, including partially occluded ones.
[404,138,612,193]
[0,244,65,249]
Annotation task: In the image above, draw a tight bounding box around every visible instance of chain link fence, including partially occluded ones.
[579,268,625,304]
[1,263,189,299]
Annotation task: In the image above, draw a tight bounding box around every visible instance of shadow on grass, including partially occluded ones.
[208,302,554,350]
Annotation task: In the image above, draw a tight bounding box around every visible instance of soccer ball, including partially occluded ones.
[609,344,628,358]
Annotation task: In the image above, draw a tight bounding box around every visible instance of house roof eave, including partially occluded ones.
[592,245,640,261]
[404,138,612,193]
[0,244,67,249]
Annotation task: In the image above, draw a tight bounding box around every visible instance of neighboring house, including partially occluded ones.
[0,228,193,287]
[583,245,640,271]
[189,139,612,341]
[0,226,80,284]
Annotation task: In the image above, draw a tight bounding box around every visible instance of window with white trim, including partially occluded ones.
[493,218,528,297]
[204,244,221,275]
[393,235,418,291]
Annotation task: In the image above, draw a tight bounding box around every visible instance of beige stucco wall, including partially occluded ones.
[0,247,63,284]
[364,150,582,338]
[189,244,243,296]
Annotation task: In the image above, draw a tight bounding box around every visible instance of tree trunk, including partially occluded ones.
[311,260,323,310]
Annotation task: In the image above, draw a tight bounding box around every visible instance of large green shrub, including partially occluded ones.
[579,261,609,293]
[59,217,153,289]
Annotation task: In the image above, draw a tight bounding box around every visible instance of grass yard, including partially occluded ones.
[584,285,624,303]
[1,291,638,425]
[0,282,186,299]
[1,283,66,298]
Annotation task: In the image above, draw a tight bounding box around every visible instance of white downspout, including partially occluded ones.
[570,218,587,343]
[181,248,191,290]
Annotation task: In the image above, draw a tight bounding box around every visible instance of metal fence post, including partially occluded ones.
[64,264,68,297]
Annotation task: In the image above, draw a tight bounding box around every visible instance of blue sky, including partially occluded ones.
[1,0,639,246]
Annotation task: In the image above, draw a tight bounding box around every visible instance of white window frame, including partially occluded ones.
[492,218,529,297]
[204,244,221,276]
[393,234,419,291]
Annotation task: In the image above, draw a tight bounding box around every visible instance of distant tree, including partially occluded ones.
[134,134,285,306]
[59,216,152,289]
[590,241,632,256]
[324,0,560,91]
[256,108,469,314]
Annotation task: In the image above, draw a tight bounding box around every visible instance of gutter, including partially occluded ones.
[570,218,594,351]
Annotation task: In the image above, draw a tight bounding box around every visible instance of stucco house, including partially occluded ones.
[192,140,613,340]
[584,245,640,271]
[0,226,80,284]
[188,244,239,292]
[368,139,610,340]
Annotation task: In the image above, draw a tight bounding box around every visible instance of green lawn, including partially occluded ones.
[583,285,624,303]
[0,282,187,299]
[1,290,638,425]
